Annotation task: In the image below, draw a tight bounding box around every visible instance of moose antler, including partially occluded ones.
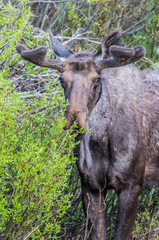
[95,45,146,71]
[16,43,64,72]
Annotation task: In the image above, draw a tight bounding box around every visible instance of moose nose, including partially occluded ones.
[64,82,87,129]
[65,108,87,130]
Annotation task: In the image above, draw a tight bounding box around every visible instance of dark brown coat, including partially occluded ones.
[16,30,159,240]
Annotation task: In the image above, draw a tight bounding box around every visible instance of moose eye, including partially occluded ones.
[96,77,101,82]
[92,77,101,91]
[93,77,101,86]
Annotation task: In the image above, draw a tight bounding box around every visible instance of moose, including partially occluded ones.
[16,29,159,240]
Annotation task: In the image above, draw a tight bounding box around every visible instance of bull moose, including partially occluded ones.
[16,29,159,240]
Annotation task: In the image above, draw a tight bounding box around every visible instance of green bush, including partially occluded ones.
[0,74,79,240]
[0,72,79,240]
[0,2,79,239]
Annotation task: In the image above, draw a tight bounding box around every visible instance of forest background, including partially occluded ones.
[0,0,159,239]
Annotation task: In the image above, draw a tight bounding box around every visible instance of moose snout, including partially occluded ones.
[65,107,87,130]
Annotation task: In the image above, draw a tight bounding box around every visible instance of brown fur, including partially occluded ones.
[61,58,159,239]
[16,30,159,240]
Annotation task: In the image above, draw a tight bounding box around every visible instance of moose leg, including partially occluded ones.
[114,183,142,240]
[82,185,107,240]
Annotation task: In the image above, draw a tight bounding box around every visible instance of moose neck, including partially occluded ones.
[87,65,142,140]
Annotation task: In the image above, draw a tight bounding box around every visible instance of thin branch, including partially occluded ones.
[22,92,59,99]
[57,36,101,45]
[26,1,67,6]
[23,217,50,240]
[50,2,68,29]
[123,24,147,36]
[30,106,46,114]
[122,9,155,36]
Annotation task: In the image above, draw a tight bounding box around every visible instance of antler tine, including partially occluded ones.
[94,29,122,60]
[128,46,146,63]
[16,43,64,72]
[109,45,135,58]
[95,45,146,71]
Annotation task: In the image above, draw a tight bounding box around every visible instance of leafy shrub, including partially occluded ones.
[133,188,159,239]
[0,2,79,239]
[0,72,79,240]
[0,71,80,240]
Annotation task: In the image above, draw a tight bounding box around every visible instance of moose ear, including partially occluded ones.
[94,29,122,60]
[49,30,71,60]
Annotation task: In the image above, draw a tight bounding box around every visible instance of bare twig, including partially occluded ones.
[19,91,59,99]
[23,217,50,240]
[60,36,100,45]
[123,9,155,36]
[123,24,147,36]
[26,1,67,6]
[50,3,69,29]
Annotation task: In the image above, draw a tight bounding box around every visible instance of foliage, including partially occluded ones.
[133,188,159,239]
[0,77,77,240]
[0,2,79,239]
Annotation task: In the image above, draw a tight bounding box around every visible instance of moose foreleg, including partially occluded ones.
[82,185,107,240]
[114,183,142,240]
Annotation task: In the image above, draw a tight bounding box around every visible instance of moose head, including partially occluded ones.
[16,30,145,130]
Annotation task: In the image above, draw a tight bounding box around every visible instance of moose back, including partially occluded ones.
[16,30,159,240]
